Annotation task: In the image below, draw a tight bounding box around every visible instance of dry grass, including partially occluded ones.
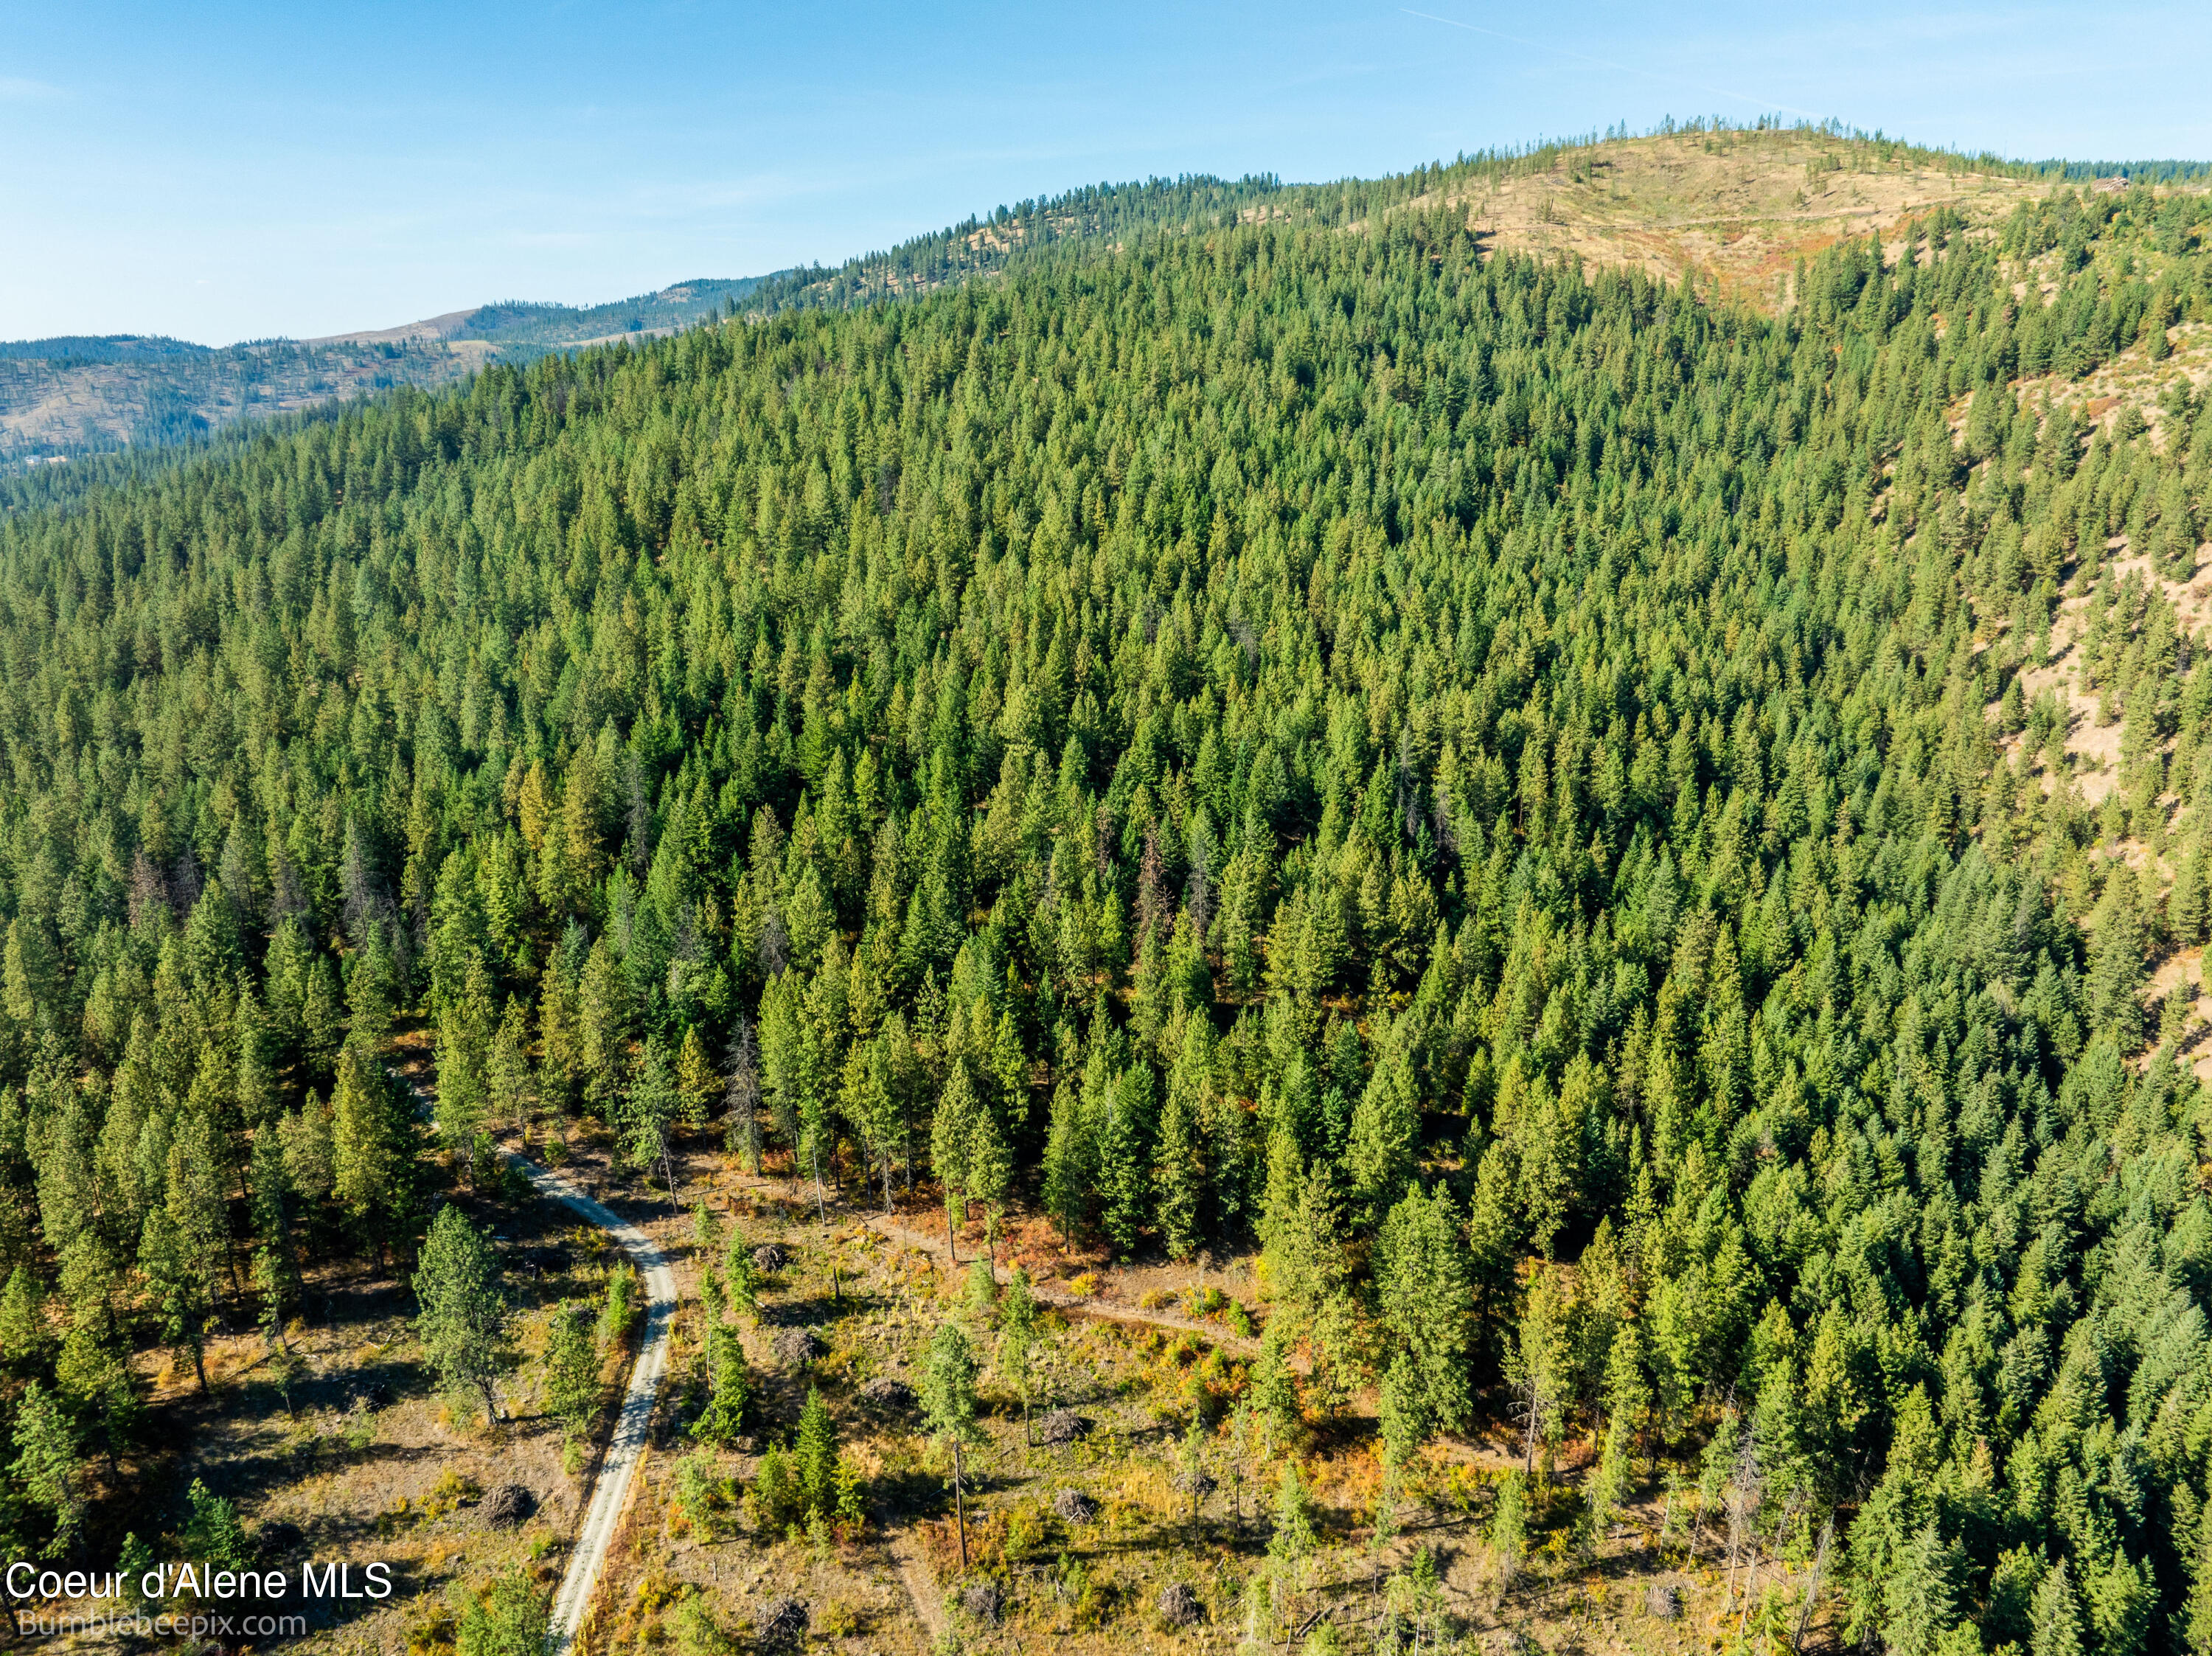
[1398,128,2074,310]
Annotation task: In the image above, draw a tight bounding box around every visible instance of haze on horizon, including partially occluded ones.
[6,0,2211,347]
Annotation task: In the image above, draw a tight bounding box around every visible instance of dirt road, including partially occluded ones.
[386,1060,682,1652]
[529,1163,680,1655]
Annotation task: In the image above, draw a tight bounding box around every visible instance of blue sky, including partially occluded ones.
[6,1,2209,345]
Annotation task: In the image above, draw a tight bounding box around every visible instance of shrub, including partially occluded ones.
[182,1479,247,1573]
[746,1444,804,1535]
[964,1260,998,1323]
[669,1594,735,1656]
[672,1450,734,1539]
[453,1570,549,1656]
[597,1262,641,1349]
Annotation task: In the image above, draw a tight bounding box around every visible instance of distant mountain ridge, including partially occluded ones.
[10,119,2210,467]
[0,276,785,460]
[0,334,220,364]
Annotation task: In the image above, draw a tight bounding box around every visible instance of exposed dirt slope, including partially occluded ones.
[1413,129,2067,308]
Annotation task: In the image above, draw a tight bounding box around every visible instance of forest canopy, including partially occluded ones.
[1,161,2212,1656]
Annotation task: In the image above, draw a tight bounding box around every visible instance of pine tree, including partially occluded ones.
[724,1013,764,1173]
[692,1315,751,1447]
[10,1380,83,1559]
[2032,1559,2084,1656]
[1152,1076,1205,1261]
[1510,1267,1576,1478]
[300,956,345,1082]
[1269,1461,1316,1579]
[136,1208,209,1391]
[619,1036,684,1204]
[967,1103,1013,1273]
[2,915,60,1030]
[1489,1469,1528,1601]
[0,1264,44,1372]
[676,1024,717,1121]
[249,1132,298,1343]
[998,1266,1040,1446]
[413,1203,509,1424]
[578,936,631,1116]
[1585,1324,1647,1548]
[333,1048,409,1264]
[793,1385,838,1520]
[543,1301,599,1447]
[1251,1316,1302,1446]
[921,1322,980,1444]
[1040,1077,1093,1245]
[1374,1184,1473,1453]
[1377,1351,1425,1475]
[537,942,584,1110]
[278,1093,337,1211]
[931,1062,979,1259]
[1883,1521,1963,1656]
[2085,1550,2152,1656]
[55,1316,139,1477]
[455,1570,551,1656]
[922,1320,981,1569]
[2180,1517,2212,1656]
[487,996,532,1135]
[2087,872,2146,1046]
[166,1107,234,1306]
[1345,1041,1419,1222]
[723,1234,761,1322]
[1098,1063,1155,1259]
[181,1477,248,1571]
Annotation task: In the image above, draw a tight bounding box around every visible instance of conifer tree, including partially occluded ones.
[165,1108,234,1306]
[931,1063,979,1260]
[487,997,532,1135]
[1098,1064,1154,1260]
[0,1265,44,1373]
[692,1315,750,1447]
[136,1208,208,1391]
[333,1048,409,1264]
[998,1265,1040,1446]
[619,1036,684,1204]
[542,1301,599,1448]
[2087,866,2147,1046]
[577,937,631,1116]
[718,1013,762,1174]
[1374,1184,1473,1453]
[966,1103,1012,1273]
[922,1320,981,1569]
[1152,1076,1205,1262]
[10,1380,83,1559]
[413,1204,509,1424]
[1041,1077,1093,1245]
[793,1386,838,1520]
[1882,1521,1964,1656]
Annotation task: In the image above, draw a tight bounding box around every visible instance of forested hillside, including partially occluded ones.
[3,153,2212,1654]
[0,279,774,463]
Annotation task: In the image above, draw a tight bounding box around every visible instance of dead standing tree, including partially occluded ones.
[1722,1436,1765,1625]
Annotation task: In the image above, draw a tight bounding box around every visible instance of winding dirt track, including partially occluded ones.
[389,1062,679,1651]
[526,1163,679,1655]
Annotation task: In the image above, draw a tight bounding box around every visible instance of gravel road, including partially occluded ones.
[526,1164,679,1655]
[390,1065,681,1651]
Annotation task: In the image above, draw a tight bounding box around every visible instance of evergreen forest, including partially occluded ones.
[3,136,2212,1656]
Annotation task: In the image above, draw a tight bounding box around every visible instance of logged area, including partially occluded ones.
[1,129,2212,1656]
